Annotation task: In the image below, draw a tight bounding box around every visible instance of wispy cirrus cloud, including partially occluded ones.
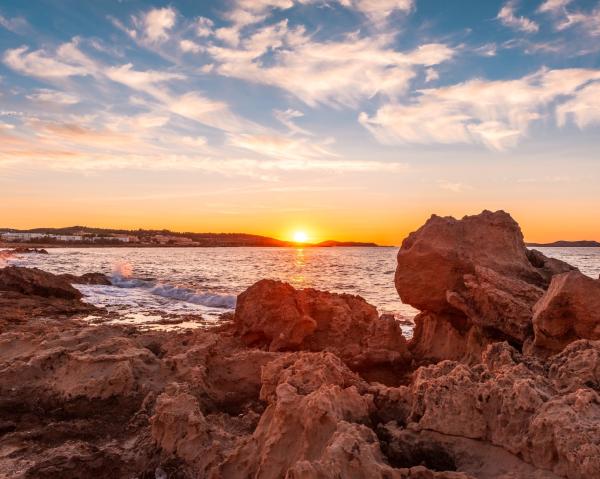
[557,82,600,129]
[273,109,312,135]
[3,39,258,135]
[208,21,454,107]
[227,132,336,161]
[0,12,28,33]
[3,44,93,78]
[26,89,80,105]
[497,1,539,33]
[538,0,600,37]
[360,68,600,150]
[538,0,572,13]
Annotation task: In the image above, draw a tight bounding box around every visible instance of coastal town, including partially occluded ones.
[0,228,379,248]
[0,230,192,246]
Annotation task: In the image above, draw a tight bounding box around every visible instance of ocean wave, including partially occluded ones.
[110,275,153,289]
[149,283,236,309]
[109,274,236,309]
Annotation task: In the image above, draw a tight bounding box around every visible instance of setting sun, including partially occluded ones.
[293,231,309,243]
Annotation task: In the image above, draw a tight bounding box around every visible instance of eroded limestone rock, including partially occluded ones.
[533,271,600,352]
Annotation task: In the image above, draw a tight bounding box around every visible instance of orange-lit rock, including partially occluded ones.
[395,210,575,362]
[533,271,600,352]
[234,279,412,374]
[377,341,600,479]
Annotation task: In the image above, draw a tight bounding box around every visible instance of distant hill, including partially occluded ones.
[314,240,379,247]
[527,240,600,248]
[0,226,379,247]
[0,226,293,247]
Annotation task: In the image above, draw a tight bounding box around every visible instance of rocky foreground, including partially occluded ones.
[0,211,599,478]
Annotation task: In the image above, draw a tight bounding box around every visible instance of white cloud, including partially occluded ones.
[208,22,454,107]
[105,64,185,99]
[0,13,28,33]
[274,109,311,135]
[228,132,335,161]
[180,136,208,148]
[215,26,242,46]
[26,89,79,105]
[538,0,572,13]
[168,92,259,133]
[179,39,202,53]
[556,82,600,129]
[360,68,600,150]
[337,0,414,21]
[195,17,214,37]
[438,181,470,193]
[141,7,176,43]
[3,44,94,78]
[556,8,600,36]
[425,68,439,83]
[497,1,539,33]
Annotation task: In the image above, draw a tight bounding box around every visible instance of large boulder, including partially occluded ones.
[533,271,600,352]
[395,210,575,361]
[234,279,411,373]
[0,265,82,299]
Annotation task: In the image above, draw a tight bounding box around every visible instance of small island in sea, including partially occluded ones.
[527,240,600,247]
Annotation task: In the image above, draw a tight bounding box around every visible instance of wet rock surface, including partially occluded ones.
[58,272,112,285]
[1,210,599,478]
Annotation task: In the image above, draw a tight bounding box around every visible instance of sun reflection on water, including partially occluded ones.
[292,247,306,286]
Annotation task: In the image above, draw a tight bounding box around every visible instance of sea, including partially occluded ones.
[3,246,600,333]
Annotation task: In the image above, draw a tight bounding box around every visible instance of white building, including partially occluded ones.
[1,232,48,241]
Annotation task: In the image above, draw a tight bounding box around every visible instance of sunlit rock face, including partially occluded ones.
[533,271,600,352]
[233,279,412,375]
[394,210,575,362]
[376,341,600,479]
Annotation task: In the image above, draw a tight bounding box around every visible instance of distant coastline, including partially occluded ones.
[0,226,381,248]
[527,240,600,248]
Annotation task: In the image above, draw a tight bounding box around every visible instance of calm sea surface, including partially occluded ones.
[5,246,600,330]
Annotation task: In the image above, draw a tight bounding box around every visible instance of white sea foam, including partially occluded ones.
[148,283,236,308]
[113,260,133,279]
[109,274,236,309]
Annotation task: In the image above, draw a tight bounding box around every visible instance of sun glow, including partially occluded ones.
[293,231,309,243]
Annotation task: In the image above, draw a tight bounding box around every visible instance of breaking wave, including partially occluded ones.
[110,271,236,309]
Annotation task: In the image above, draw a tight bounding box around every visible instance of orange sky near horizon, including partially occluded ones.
[2,195,599,246]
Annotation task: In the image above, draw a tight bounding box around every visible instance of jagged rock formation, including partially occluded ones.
[375,341,600,479]
[533,271,600,352]
[234,279,412,378]
[395,210,575,362]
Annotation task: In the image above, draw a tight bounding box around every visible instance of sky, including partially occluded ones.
[0,0,599,244]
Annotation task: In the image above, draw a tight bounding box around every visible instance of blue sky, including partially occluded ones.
[1,0,599,242]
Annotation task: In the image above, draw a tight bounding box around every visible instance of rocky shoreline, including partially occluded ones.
[0,210,598,478]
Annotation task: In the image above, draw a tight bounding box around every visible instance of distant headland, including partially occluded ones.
[527,240,600,248]
[0,226,380,248]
